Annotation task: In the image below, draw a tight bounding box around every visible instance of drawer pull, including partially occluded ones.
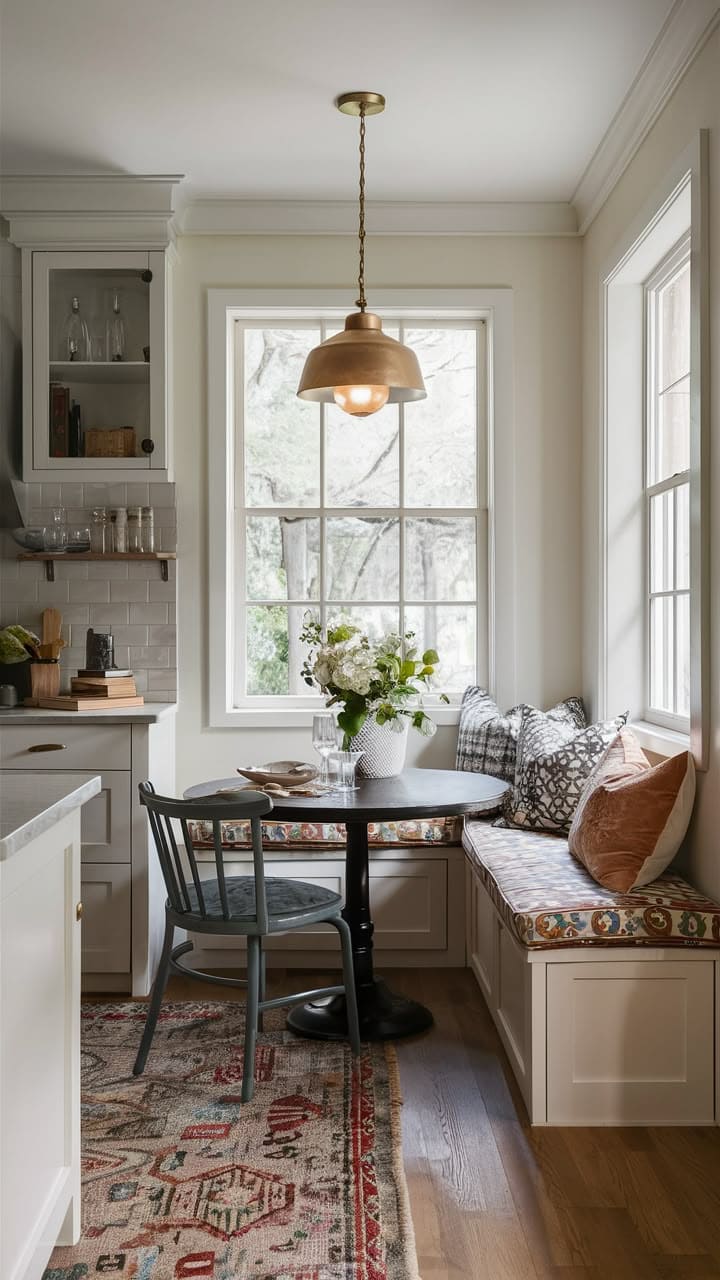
[76,902,83,922]
[27,743,67,753]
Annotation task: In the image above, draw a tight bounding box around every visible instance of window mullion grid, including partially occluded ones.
[319,321,327,638]
[399,320,406,643]
[672,482,678,714]
[236,321,247,706]
[235,315,485,705]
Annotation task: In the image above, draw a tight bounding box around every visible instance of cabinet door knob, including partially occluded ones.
[27,742,67,752]
[76,902,83,921]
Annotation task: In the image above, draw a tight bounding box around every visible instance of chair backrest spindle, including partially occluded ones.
[138,782,273,927]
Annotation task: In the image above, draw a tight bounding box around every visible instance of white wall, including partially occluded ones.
[582,29,720,897]
[173,233,582,793]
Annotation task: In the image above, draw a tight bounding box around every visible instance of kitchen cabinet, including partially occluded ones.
[23,249,171,481]
[0,708,176,994]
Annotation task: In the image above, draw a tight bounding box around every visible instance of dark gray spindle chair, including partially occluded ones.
[134,782,361,1101]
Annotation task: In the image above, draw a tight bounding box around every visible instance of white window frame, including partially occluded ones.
[207,288,516,728]
[643,238,691,733]
[599,132,708,765]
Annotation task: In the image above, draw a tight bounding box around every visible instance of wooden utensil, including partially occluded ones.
[42,608,63,646]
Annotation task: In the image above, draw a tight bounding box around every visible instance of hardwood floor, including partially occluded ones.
[98,966,720,1279]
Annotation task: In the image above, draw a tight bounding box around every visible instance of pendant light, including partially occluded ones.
[297,91,426,418]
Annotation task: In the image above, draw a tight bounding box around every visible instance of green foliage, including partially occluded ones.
[299,612,445,747]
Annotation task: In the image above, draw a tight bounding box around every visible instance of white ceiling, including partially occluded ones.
[0,0,676,204]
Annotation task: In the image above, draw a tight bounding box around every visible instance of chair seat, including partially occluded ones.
[181,874,342,922]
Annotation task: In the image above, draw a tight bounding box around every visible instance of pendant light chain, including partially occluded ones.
[356,103,367,312]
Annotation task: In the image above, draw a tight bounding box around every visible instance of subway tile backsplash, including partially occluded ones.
[0,481,177,702]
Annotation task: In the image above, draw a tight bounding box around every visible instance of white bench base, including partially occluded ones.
[466,861,719,1126]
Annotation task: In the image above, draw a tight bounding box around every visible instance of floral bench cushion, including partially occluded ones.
[463,818,720,949]
[187,816,461,851]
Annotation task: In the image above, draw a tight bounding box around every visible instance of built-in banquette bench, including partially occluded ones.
[185,815,466,969]
[464,818,720,1126]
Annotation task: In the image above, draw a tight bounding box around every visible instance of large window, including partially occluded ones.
[232,319,487,707]
[645,239,691,729]
[601,135,707,763]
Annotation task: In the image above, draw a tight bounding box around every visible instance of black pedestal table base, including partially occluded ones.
[287,977,434,1042]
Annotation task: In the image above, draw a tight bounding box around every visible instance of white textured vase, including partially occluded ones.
[350,717,409,779]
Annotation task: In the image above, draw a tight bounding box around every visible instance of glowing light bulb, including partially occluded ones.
[333,384,390,417]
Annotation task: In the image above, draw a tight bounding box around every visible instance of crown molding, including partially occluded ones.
[0,174,184,248]
[177,198,578,237]
[573,0,720,234]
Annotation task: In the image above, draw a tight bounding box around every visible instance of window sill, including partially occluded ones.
[209,705,463,730]
[629,720,689,758]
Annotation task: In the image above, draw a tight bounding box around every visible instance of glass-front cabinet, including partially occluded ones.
[26,250,170,479]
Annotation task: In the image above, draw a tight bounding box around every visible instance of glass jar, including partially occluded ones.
[112,507,128,554]
[127,506,143,553]
[140,506,154,553]
[67,525,91,552]
[90,507,109,554]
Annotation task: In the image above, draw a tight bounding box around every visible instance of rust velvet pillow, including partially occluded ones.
[568,729,696,892]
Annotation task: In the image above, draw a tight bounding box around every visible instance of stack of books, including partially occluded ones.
[36,669,144,711]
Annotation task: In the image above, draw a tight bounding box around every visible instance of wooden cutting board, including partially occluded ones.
[41,608,63,645]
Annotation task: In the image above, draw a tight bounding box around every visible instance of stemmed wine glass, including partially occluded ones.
[312,713,337,790]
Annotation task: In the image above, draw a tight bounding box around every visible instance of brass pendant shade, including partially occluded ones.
[297,92,426,418]
[297,311,425,412]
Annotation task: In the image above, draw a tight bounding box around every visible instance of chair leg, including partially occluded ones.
[258,938,266,1032]
[133,915,174,1076]
[242,935,261,1103]
[333,916,362,1056]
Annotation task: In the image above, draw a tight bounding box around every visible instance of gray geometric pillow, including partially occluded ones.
[456,687,586,784]
[504,707,628,833]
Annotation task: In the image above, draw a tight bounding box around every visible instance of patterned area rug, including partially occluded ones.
[45,1001,419,1280]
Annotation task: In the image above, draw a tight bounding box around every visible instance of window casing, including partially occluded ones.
[231,317,488,710]
[644,238,691,731]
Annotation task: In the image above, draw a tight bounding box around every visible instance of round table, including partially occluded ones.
[185,768,507,1042]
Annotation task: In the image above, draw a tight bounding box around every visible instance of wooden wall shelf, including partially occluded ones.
[17,551,176,582]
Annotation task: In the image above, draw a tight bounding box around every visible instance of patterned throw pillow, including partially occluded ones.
[456,687,586,783]
[504,706,628,833]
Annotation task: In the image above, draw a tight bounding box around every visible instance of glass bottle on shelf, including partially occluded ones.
[112,507,128,553]
[62,297,90,362]
[107,292,126,362]
[140,506,154,553]
[127,506,143,553]
[90,507,110,554]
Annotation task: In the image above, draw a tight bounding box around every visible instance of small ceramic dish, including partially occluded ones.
[236,760,318,787]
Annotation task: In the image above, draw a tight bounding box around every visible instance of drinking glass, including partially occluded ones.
[333,749,364,792]
[312,713,337,789]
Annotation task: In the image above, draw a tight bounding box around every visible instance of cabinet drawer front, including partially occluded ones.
[81,863,131,973]
[0,724,130,770]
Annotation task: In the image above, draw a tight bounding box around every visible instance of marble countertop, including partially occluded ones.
[0,771,102,860]
[0,702,176,725]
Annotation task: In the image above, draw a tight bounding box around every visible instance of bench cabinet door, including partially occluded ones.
[189,856,448,954]
[546,959,715,1125]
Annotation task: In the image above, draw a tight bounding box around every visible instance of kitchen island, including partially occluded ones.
[0,772,101,1280]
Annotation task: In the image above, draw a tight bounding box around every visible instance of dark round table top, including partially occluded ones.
[184,767,507,823]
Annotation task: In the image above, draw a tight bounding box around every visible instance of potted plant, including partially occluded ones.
[300,615,448,778]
